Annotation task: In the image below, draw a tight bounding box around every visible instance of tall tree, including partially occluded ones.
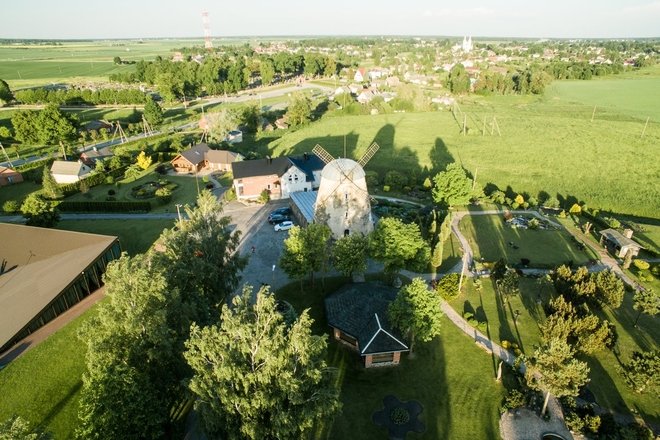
[331,233,369,278]
[432,163,473,207]
[260,58,275,85]
[77,255,180,439]
[0,78,13,104]
[448,64,470,94]
[143,95,164,126]
[370,217,429,276]
[526,338,590,415]
[285,93,313,126]
[205,108,237,142]
[280,224,331,286]
[497,270,520,302]
[153,190,246,325]
[618,350,659,395]
[41,166,63,200]
[389,277,443,353]
[36,104,78,145]
[633,288,659,326]
[20,194,59,227]
[184,286,341,440]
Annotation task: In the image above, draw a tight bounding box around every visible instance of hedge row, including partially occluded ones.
[57,201,151,213]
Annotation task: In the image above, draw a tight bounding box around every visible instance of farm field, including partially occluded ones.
[458,214,597,268]
[267,89,660,218]
[546,67,660,122]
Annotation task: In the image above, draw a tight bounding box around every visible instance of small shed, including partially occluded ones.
[325,283,408,368]
[0,166,23,186]
[599,228,643,259]
[50,160,92,184]
[290,190,317,227]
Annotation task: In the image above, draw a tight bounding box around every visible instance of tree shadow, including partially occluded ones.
[41,379,83,427]
[429,137,453,174]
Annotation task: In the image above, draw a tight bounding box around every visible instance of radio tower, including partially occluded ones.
[202,11,213,50]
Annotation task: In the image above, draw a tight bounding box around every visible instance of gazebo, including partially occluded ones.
[325,283,408,368]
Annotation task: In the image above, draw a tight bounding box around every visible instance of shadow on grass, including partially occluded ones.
[41,380,83,428]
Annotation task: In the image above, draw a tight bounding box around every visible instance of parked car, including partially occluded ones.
[268,207,292,221]
[268,214,290,224]
[274,221,294,232]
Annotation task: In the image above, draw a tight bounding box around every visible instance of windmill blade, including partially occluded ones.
[358,142,380,167]
[312,144,335,165]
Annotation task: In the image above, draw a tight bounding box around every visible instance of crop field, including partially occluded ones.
[267,89,660,218]
[546,74,660,122]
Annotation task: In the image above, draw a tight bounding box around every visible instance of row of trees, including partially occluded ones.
[75,192,340,439]
[13,87,148,105]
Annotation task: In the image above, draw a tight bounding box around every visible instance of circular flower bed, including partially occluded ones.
[390,407,410,425]
[131,180,177,199]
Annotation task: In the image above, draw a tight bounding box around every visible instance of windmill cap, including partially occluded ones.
[321,158,365,181]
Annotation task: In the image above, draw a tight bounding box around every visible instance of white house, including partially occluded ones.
[354,68,366,82]
[50,160,92,184]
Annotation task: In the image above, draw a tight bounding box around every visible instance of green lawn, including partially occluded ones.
[0,305,98,440]
[276,277,506,439]
[448,275,660,426]
[56,219,174,256]
[0,181,41,210]
[459,214,597,268]
[267,90,660,218]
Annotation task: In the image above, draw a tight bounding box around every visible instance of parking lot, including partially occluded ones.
[223,199,296,293]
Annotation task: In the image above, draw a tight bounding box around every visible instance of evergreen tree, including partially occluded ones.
[526,338,590,416]
[184,286,341,440]
[41,166,63,199]
[389,278,444,353]
[0,415,51,440]
[633,288,659,326]
[618,350,659,395]
[143,95,163,126]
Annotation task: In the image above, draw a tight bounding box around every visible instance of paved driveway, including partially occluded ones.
[223,200,295,294]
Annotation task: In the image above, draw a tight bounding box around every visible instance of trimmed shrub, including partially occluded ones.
[383,185,390,192]
[2,200,20,213]
[57,201,151,212]
[435,273,460,300]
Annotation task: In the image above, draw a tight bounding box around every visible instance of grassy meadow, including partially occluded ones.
[267,89,659,218]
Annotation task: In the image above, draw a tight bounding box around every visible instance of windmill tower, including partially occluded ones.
[312,143,379,239]
[201,11,213,50]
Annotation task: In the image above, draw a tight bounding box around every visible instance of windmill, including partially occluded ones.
[312,142,379,239]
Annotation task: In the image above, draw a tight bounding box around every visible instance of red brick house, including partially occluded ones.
[324,283,409,368]
[0,166,23,186]
[231,157,290,200]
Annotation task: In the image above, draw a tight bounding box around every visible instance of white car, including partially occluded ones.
[274,221,294,232]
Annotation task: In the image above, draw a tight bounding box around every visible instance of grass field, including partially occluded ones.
[448,276,660,426]
[546,68,660,122]
[276,277,506,439]
[458,214,597,268]
[56,219,174,256]
[0,305,95,440]
[265,88,659,218]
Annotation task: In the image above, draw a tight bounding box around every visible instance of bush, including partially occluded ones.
[633,259,650,271]
[258,189,270,204]
[383,185,390,192]
[435,273,460,300]
[154,187,172,204]
[106,175,114,184]
[384,170,407,189]
[224,187,237,202]
[2,199,20,213]
[58,201,151,212]
[365,170,380,188]
[501,389,526,414]
[389,407,410,425]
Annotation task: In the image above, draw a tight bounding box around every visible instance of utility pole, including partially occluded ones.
[0,142,12,167]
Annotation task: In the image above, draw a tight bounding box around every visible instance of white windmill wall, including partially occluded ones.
[314,158,374,239]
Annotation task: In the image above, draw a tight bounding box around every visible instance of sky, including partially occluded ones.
[2,0,659,40]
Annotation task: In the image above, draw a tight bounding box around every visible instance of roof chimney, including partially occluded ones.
[304,152,308,161]
[623,229,633,239]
